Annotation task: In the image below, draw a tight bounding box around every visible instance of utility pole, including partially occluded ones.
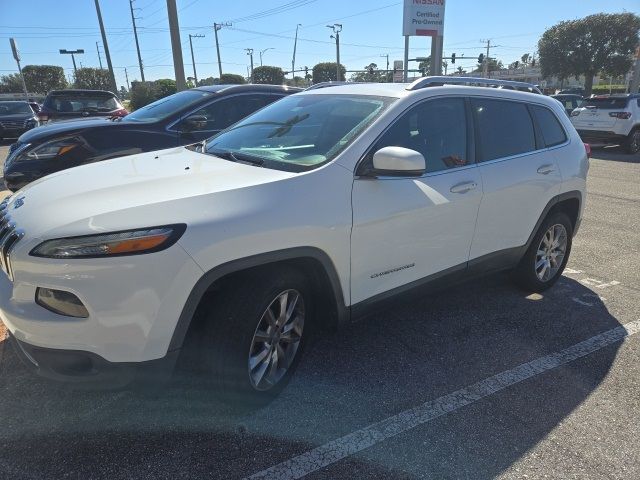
[213,22,230,78]
[245,48,254,83]
[94,0,117,93]
[630,46,640,93]
[59,49,84,77]
[292,23,301,79]
[129,0,145,81]
[259,47,274,66]
[326,24,342,81]
[9,39,29,101]
[380,53,389,75]
[166,0,186,91]
[188,33,204,86]
[96,41,103,69]
[124,67,130,90]
[481,39,491,78]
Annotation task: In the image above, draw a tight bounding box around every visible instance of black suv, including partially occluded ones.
[37,89,128,123]
[0,101,40,141]
[4,84,301,191]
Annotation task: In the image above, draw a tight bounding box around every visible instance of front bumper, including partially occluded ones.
[9,331,179,387]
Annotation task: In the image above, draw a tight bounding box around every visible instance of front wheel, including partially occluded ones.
[624,128,640,154]
[513,212,573,292]
[200,267,312,407]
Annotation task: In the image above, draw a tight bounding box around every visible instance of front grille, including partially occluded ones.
[0,199,24,281]
[0,120,25,129]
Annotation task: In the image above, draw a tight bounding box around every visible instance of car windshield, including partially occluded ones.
[583,97,629,109]
[204,94,394,171]
[123,90,214,122]
[0,102,33,115]
[44,93,121,113]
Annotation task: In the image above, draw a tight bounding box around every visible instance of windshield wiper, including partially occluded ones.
[208,148,264,166]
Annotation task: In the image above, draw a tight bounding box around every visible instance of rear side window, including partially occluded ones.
[530,105,567,148]
[471,98,535,162]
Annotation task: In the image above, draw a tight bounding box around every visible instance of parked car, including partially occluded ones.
[0,101,40,141]
[551,94,583,116]
[570,93,640,153]
[0,78,587,407]
[37,89,128,123]
[4,84,301,191]
[558,87,585,97]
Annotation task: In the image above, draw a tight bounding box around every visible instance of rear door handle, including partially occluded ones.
[537,164,556,175]
[450,181,477,194]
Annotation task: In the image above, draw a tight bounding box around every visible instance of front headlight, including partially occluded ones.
[15,137,82,161]
[30,225,186,258]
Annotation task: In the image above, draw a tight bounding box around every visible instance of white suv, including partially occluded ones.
[0,78,588,405]
[570,93,640,154]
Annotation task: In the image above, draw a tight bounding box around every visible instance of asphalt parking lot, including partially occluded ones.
[0,141,638,479]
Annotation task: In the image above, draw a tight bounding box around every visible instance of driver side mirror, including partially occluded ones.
[363,146,426,177]
[181,114,208,132]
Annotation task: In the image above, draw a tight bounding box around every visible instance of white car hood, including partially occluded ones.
[6,147,295,237]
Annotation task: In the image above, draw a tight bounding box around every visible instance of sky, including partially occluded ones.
[1,0,638,90]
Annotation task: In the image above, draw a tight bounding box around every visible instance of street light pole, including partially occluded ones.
[188,33,204,86]
[259,47,274,66]
[59,49,84,77]
[292,23,301,79]
[327,24,342,81]
[245,48,254,83]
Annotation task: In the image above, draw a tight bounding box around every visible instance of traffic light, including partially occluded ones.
[478,53,485,63]
[451,53,456,64]
[304,66,309,78]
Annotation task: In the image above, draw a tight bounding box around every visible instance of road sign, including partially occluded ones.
[403,0,446,37]
[10,38,20,62]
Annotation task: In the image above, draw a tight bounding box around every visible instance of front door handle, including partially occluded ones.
[537,164,556,175]
[450,181,477,194]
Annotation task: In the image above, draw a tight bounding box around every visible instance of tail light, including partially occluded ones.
[608,112,632,119]
[584,143,591,158]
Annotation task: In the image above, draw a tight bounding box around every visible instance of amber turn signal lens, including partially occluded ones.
[106,234,171,254]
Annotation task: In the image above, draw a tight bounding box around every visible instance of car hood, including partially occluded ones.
[18,117,117,143]
[6,146,296,238]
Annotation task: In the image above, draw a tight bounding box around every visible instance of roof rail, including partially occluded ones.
[305,81,365,91]
[407,76,542,94]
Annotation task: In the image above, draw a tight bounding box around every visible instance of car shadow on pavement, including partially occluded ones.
[591,145,639,163]
[0,274,624,479]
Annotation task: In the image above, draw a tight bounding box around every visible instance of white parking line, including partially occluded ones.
[247,319,640,480]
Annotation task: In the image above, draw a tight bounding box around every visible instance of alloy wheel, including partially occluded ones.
[631,130,640,153]
[535,224,567,282]
[248,289,305,391]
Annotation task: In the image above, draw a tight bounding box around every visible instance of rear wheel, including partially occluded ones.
[624,128,640,154]
[199,267,312,407]
[513,212,573,292]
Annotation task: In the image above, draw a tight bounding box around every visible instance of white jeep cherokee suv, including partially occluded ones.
[0,78,588,405]
[570,93,640,154]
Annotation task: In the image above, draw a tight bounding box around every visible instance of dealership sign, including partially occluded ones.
[403,0,446,37]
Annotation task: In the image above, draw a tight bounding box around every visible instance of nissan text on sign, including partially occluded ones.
[403,0,446,37]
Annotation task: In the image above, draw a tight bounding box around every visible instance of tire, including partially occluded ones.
[624,128,640,154]
[513,212,573,292]
[199,267,312,408]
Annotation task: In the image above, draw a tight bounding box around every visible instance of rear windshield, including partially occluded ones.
[44,93,121,113]
[123,89,214,123]
[583,97,629,109]
[0,101,33,115]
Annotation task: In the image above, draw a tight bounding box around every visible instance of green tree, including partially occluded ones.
[312,62,346,83]
[154,78,177,98]
[455,66,466,75]
[218,73,246,84]
[473,58,503,73]
[538,13,640,96]
[198,76,216,86]
[129,79,177,110]
[21,65,67,94]
[349,63,392,83]
[285,76,307,87]
[252,66,285,85]
[74,68,112,90]
[0,73,24,93]
[520,53,531,67]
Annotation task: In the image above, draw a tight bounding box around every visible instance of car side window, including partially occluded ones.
[471,98,536,162]
[372,97,468,173]
[530,105,567,148]
[187,94,279,131]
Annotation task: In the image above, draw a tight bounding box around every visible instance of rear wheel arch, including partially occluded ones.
[169,247,347,352]
[524,191,582,252]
